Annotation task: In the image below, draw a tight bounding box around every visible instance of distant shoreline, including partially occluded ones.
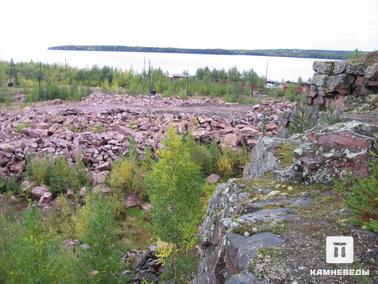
[48,45,364,60]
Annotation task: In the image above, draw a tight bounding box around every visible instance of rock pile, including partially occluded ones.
[82,93,227,107]
[0,94,292,178]
[122,246,162,283]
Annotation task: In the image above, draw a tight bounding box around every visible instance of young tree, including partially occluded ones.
[147,127,203,248]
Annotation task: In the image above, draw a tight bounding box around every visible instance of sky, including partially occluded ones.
[0,0,377,52]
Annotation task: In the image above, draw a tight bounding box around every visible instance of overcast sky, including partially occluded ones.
[1,0,377,52]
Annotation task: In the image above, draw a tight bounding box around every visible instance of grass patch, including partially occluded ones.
[88,123,105,134]
[14,122,30,133]
[116,207,152,250]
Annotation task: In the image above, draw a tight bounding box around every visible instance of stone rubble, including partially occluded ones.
[0,93,292,179]
[122,246,162,283]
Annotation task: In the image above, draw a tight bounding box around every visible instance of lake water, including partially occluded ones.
[0,48,324,82]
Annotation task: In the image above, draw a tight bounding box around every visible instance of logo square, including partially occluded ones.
[326,236,354,263]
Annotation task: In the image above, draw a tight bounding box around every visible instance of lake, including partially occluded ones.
[0,48,325,82]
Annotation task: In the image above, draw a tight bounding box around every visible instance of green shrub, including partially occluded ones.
[267,84,303,102]
[185,135,247,179]
[224,94,238,103]
[14,122,31,133]
[26,155,50,184]
[201,183,217,208]
[26,155,91,197]
[25,81,90,102]
[160,248,198,283]
[318,108,343,126]
[334,147,378,233]
[289,101,317,134]
[0,176,20,194]
[0,207,81,283]
[345,156,378,233]
[186,137,220,177]
[237,96,260,105]
[217,147,249,178]
[45,195,77,239]
[76,193,123,283]
[146,127,203,248]
[0,85,12,106]
[108,158,146,197]
[217,154,233,178]
[88,123,105,133]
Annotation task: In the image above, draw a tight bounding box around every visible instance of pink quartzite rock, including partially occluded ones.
[92,171,108,186]
[307,130,373,151]
[141,203,152,211]
[9,160,25,174]
[206,174,221,184]
[125,193,141,208]
[66,189,74,200]
[31,185,49,200]
[223,133,242,148]
[294,121,376,183]
[39,192,53,205]
[265,122,277,131]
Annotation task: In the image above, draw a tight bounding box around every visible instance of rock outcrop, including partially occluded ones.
[306,51,378,112]
[246,120,377,184]
[196,119,378,283]
[294,121,378,183]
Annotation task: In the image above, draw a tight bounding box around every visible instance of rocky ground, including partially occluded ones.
[0,93,292,179]
[196,120,378,283]
[1,52,378,283]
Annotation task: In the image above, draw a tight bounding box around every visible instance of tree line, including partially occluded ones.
[48,45,367,60]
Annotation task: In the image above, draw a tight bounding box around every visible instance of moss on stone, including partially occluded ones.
[238,173,275,189]
[233,220,288,237]
[249,247,288,281]
[274,142,297,167]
